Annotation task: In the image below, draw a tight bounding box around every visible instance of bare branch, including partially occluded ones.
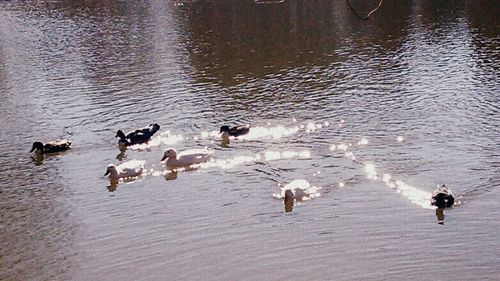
[345,0,383,20]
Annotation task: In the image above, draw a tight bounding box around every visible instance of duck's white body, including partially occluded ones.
[161,148,213,169]
[105,160,145,180]
[280,179,321,201]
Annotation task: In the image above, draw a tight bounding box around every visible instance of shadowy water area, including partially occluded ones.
[1,0,499,280]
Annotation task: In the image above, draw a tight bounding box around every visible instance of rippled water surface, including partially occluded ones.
[1,1,499,280]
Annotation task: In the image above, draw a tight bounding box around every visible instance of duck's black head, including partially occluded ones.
[150,123,160,133]
[30,142,44,152]
[116,130,126,139]
[220,126,230,133]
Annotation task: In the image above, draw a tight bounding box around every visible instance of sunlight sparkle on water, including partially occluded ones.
[242,125,300,140]
[337,144,348,151]
[306,122,316,133]
[200,130,220,139]
[394,180,433,209]
[362,162,433,209]
[129,131,183,150]
[397,136,404,142]
[329,144,336,151]
[198,150,309,170]
[273,179,322,201]
[358,138,369,145]
[200,156,255,170]
[364,163,377,180]
[264,150,310,161]
[382,173,392,183]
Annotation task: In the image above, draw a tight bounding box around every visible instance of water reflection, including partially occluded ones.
[331,139,435,209]
[435,208,445,225]
[1,0,499,280]
[164,169,179,181]
[107,179,119,192]
[127,131,184,150]
[106,175,145,192]
[116,146,127,160]
[30,154,45,165]
[284,189,294,212]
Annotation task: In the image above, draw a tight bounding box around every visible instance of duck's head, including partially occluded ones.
[30,142,44,153]
[437,184,450,193]
[104,164,117,176]
[150,123,160,132]
[116,130,126,139]
[220,126,230,133]
[161,149,177,162]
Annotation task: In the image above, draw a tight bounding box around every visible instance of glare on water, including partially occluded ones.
[0,1,498,280]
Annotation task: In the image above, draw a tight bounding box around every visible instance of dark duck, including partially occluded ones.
[219,125,250,137]
[30,139,72,154]
[116,123,160,146]
[431,184,455,208]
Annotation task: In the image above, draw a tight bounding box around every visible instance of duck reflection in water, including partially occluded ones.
[164,169,178,181]
[31,154,44,165]
[116,145,127,161]
[284,189,294,212]
[221,132,231,147]
[107,180,119,192]
[435,208,445,225]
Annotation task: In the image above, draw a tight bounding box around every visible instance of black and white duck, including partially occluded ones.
[116,123,160,146]
[431,184,455,208]
[30,139,72,155]
[219,125,250,138]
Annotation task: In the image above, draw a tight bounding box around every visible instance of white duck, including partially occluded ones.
[161,148,213,169]
[104,160,145,180]
[279,179,321,201]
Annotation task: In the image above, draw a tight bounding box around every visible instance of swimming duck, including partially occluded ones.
[431,184,455,208]
[30,140,72,155]
[219,125,250,137]
[160,148,213,169]
[104,160,145,180]
[116,123,160,146]
[280,179,322,201]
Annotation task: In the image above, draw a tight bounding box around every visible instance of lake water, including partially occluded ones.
[0,0,499,280]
